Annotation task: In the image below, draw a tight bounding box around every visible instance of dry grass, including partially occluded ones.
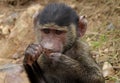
[77,0,120,82]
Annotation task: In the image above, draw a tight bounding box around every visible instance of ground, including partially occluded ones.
[0,0,120,83]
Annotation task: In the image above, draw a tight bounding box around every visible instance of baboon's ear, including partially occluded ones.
[33,11,40,27]
[77,16,88,37]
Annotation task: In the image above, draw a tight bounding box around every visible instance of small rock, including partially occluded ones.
[102,62,115,77]
[107,23,115,30]
[2,25,10,35]
[104,48,109,53]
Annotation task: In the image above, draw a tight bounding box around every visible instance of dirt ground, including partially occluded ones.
[0,0,120,83]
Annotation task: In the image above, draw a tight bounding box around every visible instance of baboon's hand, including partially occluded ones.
[49,53,62,62]
[24,44,43,66]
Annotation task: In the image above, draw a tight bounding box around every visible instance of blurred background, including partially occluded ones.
[0,0,120,83]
